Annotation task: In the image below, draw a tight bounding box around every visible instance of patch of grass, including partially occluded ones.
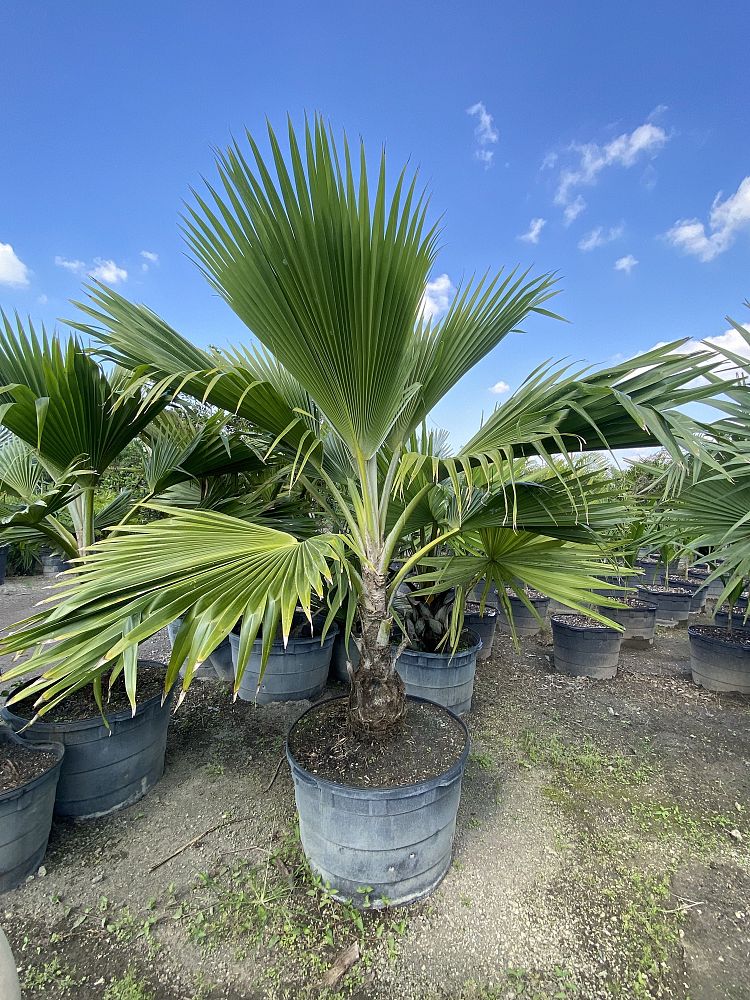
[518,730,654,787]
[22,956,79,994]
[598,868,682,999]
[461,966,580,999]
[468,750,495,770]
[103,970,155,1000]
[175,827,408,995]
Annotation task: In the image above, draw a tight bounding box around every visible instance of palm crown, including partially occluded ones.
[0,117,725,733]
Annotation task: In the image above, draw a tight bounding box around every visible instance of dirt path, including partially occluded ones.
[1,579,748,999]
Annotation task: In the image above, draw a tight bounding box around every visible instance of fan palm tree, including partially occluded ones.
[0,320,269,560]
[0,117,724,732]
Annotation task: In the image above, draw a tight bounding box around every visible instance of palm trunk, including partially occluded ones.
[348,565,406,736]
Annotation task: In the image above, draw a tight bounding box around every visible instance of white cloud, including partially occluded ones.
[578,224,624,251]
[140,250,159,272]
[563,196,586,226]
[554,119,669,222]
[89,258,128,284]
[489,380,510,395]
[518,218,546,244]
[0,243,30,287]
[642,323,750,383]
[466,102,499,167]
[37,294,48,305]
[421,273,455,321]
[55,255,85,274]
[614,254,638,273]
[665,176,750,262]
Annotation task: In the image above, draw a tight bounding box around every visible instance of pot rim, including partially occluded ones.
[286,694,471,798]
[688,624,750,648]
[611,600,658,613]
[397,628,482,660]
[550,614,621,634]
[2,685,174,734]
[0,728,64,802]
[636,586,693,598]
[228,621,339,651]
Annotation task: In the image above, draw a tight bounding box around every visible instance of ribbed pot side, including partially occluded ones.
[551,616,622,679]
[607,603,657,648]
[637,588,692,627]
[495,596,550,638]
[287,698,470,908]
[0,730,64,891]
[688,627,750,694]
[2,688,173,820]
[229,626,337,704]
[395,632,481,715]
[463,609,497,661]
[330,632,361,684]
[168,618,235,682]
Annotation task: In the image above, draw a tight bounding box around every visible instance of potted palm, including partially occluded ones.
[637,542,693,626]
[0,330,262,813]
[0,119,722,905]
[0,726,63,890]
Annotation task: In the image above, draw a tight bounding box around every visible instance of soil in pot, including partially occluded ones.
[0,729,63,892]
[395,629,481,715]
[688,625,750,694]
[287,697,470,907]
[230,614,337,704]
[495,589,549,637]
[3,662,173,819]
[637,586,692,627]
[464,602,497,661]
[550,614,622,680]
[606,597,657,649]
[0,744,58,793]
[712,606,750,634]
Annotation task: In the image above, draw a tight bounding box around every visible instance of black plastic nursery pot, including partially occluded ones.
[286,696,470,908]
[712,608,750,635]
[39,548,69,577]
[330,632,361,684]
[659,577,706,612]
[635,559,661,585]
[229,624,338,704]
[0,727,63,891]
[167,617,235,682]
[636,586,692,627]
[688,625,750,694]
[2,664,173,819]
[550,615,622,679]
[606,600,658,649]
[495,592,550,638]
[395,630,481,715]
[463,604,497,661]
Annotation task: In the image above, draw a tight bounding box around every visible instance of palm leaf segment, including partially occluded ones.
[0,119,730,712]
[0,312,169,483]
[1,508,344,715]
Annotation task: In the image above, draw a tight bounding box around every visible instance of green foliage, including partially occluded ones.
[0,118,730,718]
[103,970,155,1000]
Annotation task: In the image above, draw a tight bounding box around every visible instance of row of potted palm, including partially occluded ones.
[0,119,735,905]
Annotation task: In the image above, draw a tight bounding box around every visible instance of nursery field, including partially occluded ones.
[1,578,748,1000]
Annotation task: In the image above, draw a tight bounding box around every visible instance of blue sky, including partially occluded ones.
[1,0,748,446]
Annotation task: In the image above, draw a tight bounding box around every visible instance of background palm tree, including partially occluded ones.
[0,118,724,732]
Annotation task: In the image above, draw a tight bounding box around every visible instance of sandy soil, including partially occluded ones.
[0,578,748,1000]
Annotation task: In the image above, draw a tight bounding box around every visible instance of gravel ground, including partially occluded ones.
[0,578,748,1000]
